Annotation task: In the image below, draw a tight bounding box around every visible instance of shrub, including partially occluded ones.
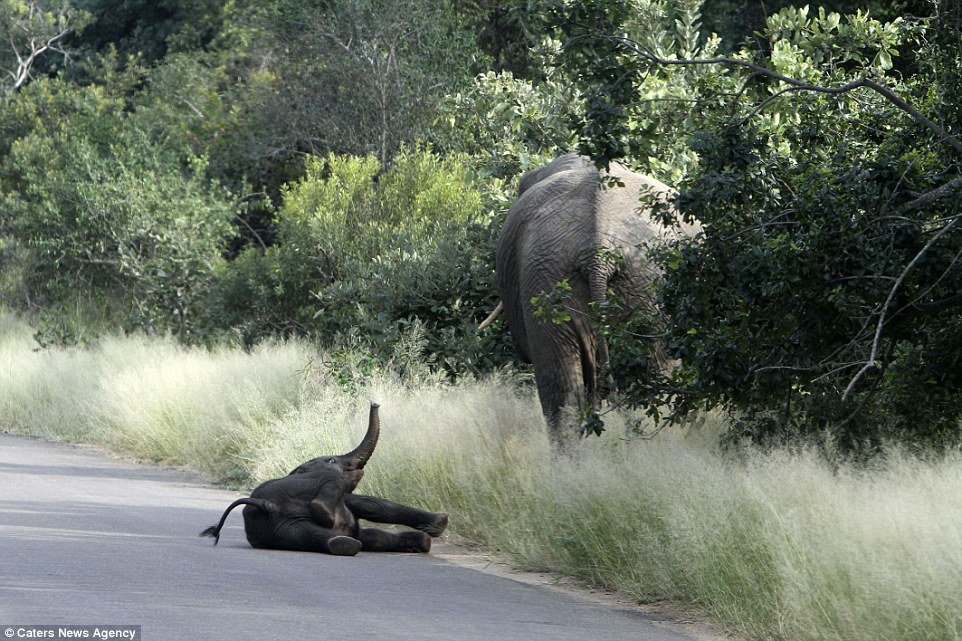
[205,147,516,376]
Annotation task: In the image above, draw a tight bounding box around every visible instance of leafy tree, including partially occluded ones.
[456,0,541,77]
[218,0,480,169]
[542,0,962,450]
[71,0,225,65]
[700,0,934,53]
[0,78,236,341]
[434,63,578,178]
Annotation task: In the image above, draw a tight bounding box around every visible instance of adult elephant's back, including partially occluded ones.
[495,153,678,446]
[497,157,605,364]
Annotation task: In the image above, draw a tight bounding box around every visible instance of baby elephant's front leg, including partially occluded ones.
[345,494,448,537]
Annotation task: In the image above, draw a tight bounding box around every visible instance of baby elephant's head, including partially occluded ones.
[287,403,381,487]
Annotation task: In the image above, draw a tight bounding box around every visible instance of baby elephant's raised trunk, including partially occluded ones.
[343,403,380,469]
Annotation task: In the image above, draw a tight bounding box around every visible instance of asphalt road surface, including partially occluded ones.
[0,431,712,641]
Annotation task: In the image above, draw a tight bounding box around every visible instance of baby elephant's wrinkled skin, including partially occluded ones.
[200,404,448,556]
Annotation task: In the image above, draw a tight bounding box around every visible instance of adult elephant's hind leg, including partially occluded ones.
[345,494,448,536]
[531,338,590,447]
[523,290,596,448]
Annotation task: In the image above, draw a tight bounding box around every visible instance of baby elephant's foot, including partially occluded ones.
[417,513,449,537]
[327,536,362,556]
[398,531,432,553]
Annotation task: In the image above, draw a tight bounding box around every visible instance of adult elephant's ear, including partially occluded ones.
[343,403,380,469]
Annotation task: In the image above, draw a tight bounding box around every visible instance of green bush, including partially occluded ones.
[205,148,516,376]
[0,78,236,342]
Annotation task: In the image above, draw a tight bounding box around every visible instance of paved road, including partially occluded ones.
[0,432,707,641]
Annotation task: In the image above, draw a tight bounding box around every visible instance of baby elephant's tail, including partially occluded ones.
[199,498,269,545]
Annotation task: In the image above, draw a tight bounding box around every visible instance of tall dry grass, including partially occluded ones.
[0,314,959,641]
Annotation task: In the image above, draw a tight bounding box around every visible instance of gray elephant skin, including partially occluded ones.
[200,404,448,556]
[496,153,697,446]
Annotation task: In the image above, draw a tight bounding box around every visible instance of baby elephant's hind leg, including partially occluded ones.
[358,527,431,553]
[268,521,362,556]
[345,494,448,536]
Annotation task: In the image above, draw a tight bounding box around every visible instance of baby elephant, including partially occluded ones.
[200,404,448,556]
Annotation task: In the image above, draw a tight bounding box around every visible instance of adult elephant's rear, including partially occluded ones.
[496,153,687,447]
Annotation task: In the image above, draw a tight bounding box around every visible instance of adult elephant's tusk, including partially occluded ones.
[478,301,503,330]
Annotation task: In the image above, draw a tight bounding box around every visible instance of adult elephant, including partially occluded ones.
[495,153,696,447]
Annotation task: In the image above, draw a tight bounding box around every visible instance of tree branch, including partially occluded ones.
[898,175,962,213]
[6,18,74,92]
[593,36,962,158]
[842,214,962,399]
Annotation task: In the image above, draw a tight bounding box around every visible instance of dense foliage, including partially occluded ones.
[1,0,960,449]
[204,148,515,377]
[546,0,962,450]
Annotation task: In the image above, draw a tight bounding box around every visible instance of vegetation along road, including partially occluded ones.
[0,432,714,641]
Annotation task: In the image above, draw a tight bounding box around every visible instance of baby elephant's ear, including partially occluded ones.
[309,474,351,527]
[309,497,337,528]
